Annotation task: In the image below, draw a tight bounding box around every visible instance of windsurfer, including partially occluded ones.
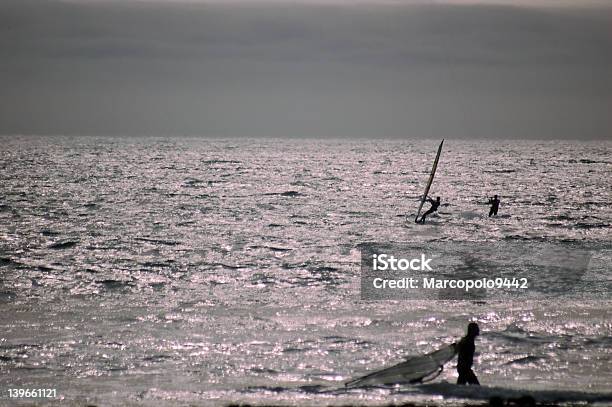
[417,196,441,223]
[456,322,480,385]
[488,195,500,217]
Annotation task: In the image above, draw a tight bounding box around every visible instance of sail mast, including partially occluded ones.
[414,139,444,223]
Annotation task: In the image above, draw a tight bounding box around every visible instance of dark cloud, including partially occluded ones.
[1,0,611,138]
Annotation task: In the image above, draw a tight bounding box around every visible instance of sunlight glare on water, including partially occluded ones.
[0,136,610,406]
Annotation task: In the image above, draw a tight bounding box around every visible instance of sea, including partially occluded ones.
[0,136,610,406]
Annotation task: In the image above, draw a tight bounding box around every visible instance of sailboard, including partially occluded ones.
[345,343,457,388]
[414,139,444,223]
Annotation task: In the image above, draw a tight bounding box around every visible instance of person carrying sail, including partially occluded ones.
[417,196,441,223]
[488,195,500,217]
[456,322,480,385]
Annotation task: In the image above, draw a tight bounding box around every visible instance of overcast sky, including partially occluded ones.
[1,0,611,139]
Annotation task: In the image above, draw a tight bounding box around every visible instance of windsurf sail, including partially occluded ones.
[414,139,444,223]
[345,343,457,388]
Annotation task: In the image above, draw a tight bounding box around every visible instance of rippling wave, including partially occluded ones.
[0,136,610,405]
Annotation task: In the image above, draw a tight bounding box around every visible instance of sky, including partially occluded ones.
[1,0,611,139]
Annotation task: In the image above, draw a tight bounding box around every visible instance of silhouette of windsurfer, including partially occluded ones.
[456,322,480,385]
[488,195,500,217]
[418,196,441,223]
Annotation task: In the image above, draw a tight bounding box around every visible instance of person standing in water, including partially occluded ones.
[456,322,480,385]
[418,196,441,223]
[488,195,500,217]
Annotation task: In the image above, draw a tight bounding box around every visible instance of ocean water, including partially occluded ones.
[0,136,610,406]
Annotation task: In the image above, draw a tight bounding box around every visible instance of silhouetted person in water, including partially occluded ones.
[457,322,480,385]
[488,195,500,217]
[418,196,441,223]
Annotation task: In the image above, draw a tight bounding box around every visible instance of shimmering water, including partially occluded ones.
[0,136,610,406]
